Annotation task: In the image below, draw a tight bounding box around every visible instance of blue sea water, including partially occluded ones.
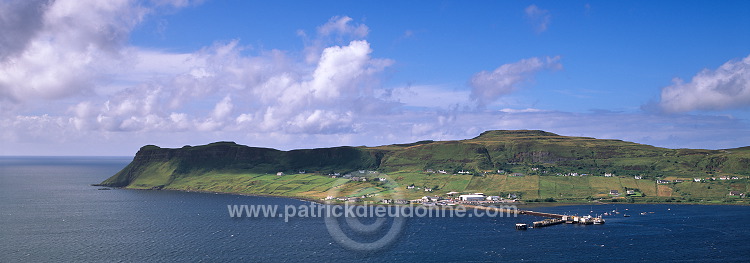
[1,157,749,262]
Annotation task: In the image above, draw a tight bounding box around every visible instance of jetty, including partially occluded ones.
[519,210,564,218]
[533,218,564,228]
[464,205,605,229]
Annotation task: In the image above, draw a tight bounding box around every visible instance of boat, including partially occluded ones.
[515,223,528,230]
[623,214,630,217]
[640,212,647,215]
[593,217,605,225]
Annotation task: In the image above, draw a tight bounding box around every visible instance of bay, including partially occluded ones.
[1,157,749,262]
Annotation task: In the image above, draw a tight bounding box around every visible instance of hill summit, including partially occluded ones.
[472,130,560,140]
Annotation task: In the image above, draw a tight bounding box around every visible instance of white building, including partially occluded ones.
[486,196,501,201]
[459,194,486,201]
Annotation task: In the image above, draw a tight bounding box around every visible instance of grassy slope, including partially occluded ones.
[101,130,750,203]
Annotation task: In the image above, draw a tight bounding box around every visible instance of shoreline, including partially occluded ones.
[93,184,750,207]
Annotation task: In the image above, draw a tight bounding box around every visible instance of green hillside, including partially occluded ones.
[99,130,750,204]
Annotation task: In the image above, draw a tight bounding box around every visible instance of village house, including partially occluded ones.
[276,172,284,176]
[486,196,501,201]
[694,178,702,182]
[394,199,410,205]
[634,175,643,180]
[424,188,433,192]
[609,190,620,196]
[378,177,387,182]
[657,180,671,184]
[381,199,392,204]
[438,170,447,174]
[407,184,415,189]
[729,191,744,196]
[626,190,635,195]
[604,173,614,177]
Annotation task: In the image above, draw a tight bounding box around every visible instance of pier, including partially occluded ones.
[463,205,604,229]
[533,218,564,228]
[519,210,565,218]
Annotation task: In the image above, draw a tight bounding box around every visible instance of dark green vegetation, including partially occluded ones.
[100,130,750,203]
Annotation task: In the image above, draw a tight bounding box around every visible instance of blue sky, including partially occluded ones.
[1,0,750,155]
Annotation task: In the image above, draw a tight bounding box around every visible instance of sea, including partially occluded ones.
[1,156,749,262]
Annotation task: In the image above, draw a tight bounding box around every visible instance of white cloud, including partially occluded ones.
[525,5,551,33]
[658,54,750,113]
[211,96,234,120]
[301,16,370,64]
[2,5,396,143]
[0,0,48,60]
[0,0,151,103]
[387,85,471,109]
[469,56,561,107]
[317,16,369,39]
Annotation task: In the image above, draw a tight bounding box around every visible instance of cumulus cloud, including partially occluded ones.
[300,16,369,64]
[469,56,561,107]
[0,0,152,103]
[1,2,397,148]
[0,0,48,60]
[525,5,551,33]
[658,54,750,113]
[0,0,205,105]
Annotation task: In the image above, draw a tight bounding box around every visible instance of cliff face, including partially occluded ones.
[99,142,383,187]
[100,130,750,189]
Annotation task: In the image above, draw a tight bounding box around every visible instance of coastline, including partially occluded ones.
[93,184,750,207]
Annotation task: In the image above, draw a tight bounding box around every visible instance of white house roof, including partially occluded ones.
[459,194,486,198]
